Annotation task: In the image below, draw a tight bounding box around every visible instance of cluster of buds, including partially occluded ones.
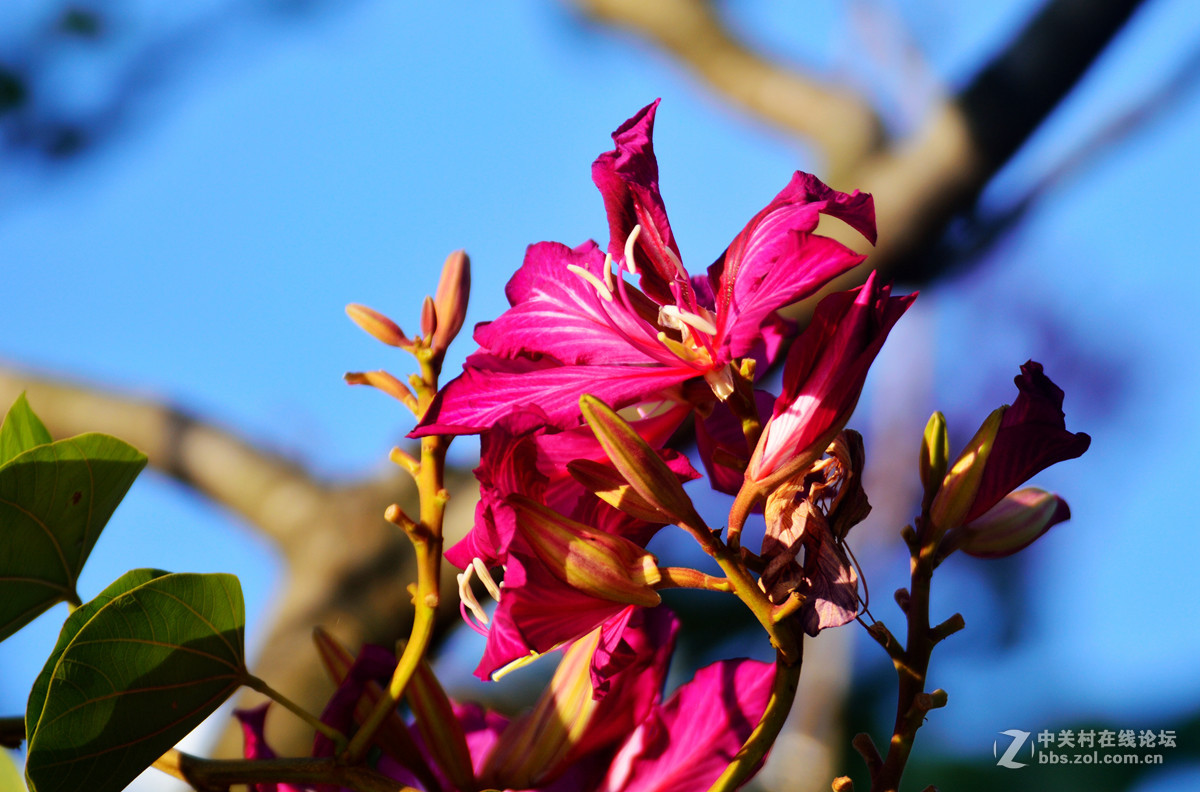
[344,248,471,411]
[238,102,1089,792]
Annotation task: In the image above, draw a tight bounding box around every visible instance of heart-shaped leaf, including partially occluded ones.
[0,432,147,641]
[0,393,52,467]
[25,572,247,792]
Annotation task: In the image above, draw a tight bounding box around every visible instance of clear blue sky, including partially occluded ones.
[2,1,1199,789]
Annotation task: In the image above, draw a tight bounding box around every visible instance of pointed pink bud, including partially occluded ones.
[432,249,471,353]
[950,487,1071,558]
[346,303,411,348]
[567,458,671,523]
[509,495,662,607]
[420,294,437,340]
[579,394,700,525]
[344,370,417,409]
[928,406,1005,533]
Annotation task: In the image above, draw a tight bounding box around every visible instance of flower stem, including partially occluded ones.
[343,376,448,763]
[655,566,732,592]
[154,749,416,792]
[243,674,348,752]
[705,646,803,792]
[868,519,950,791]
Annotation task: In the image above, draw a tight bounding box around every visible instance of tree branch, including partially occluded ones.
[569,0,885,178]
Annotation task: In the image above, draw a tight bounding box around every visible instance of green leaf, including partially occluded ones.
[0,394,52,468]
[0,433,147,641]
[25,572,246,792]
[25,569,170,746]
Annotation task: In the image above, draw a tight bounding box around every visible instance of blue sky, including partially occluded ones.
[2,1,1199,789]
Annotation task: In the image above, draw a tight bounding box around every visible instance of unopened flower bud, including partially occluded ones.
[432,249,471,353]
[344,370,417,409]
[567,458,670,523]
[407,658,477,792]
[951,487,1071,558]
[919,411,949,511]
[346,303,410,348]
[509,495,661,607]
[483,629,600,788]
[420,294,437,341]
[579,394,700,525]
[928,406,1005,533]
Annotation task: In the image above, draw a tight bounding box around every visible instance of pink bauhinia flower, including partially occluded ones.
[281,610,776,792]
[414,100,875,437]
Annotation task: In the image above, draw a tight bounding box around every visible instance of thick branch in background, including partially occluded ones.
[571,0,1145,290]
[0,368,477,758]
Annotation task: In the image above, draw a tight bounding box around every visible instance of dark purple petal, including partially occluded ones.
[800,533,859,636]
[964,361,1091,523]
[696,390,775,496]
[234,705,307,792]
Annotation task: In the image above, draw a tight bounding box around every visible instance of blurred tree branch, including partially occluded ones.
[0,0,1158,775]
[570,0,1145,295]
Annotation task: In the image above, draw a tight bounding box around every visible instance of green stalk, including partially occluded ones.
[243,674,348,751]
[706,647,803,792]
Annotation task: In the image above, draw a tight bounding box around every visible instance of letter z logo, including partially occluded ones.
[994,729,1032,768]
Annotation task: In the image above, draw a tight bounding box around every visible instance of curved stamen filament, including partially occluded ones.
[623,224,642,276]
[659,304,717,336]
[472,557,502,601]
[567,264,613,302]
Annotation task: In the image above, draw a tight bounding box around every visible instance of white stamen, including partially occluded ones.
[472,556,502,601]
[457,567,490,625]
[602,253,616,292]
[567,264,613,302]
[623,224,642,276]
[659,304,717,336]
[663,245,688,280]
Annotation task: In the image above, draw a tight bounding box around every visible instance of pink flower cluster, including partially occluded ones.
[241,101,1089,792]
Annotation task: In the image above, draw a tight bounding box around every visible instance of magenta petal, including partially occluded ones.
[719,233,868,359]
[445,408,551,569]
[476,241,658,366]
[233,704,306,792]
[473,550,631,682]
[964,361,1091,523]
[312,644,398,759]
[600,658,777,792]
[709,172,875,359]
[414,355,695,435]
[592,100,684,305]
